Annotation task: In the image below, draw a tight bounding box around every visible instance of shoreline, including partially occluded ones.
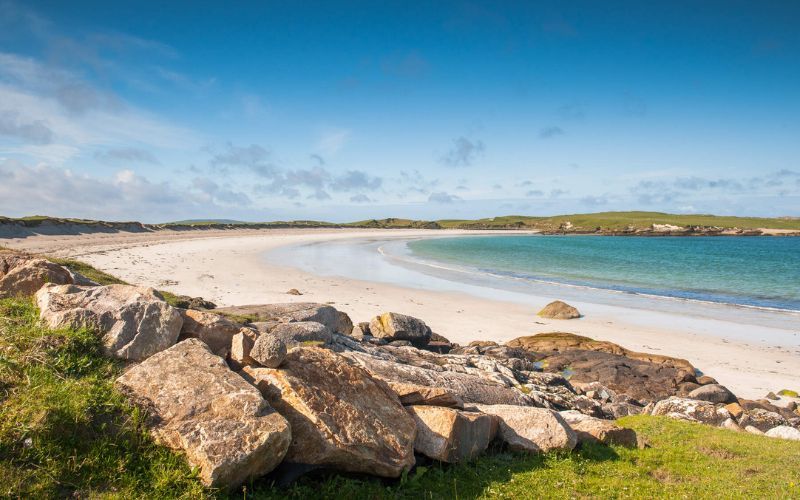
[4,227,800,399]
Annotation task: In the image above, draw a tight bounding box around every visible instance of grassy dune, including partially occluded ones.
[1,258,800,498]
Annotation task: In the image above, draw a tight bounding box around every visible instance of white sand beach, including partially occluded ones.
[5,228,799,400]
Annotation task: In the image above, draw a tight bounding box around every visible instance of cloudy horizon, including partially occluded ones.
[1,1,798,223]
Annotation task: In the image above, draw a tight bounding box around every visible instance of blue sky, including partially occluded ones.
[1,1,798,222]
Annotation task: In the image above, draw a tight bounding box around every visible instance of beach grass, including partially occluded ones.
[1,291,799,498]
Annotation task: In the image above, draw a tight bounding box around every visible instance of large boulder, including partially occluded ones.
[471,404,577,453]
[369,312,432,345]
[765,426,800,441]
[648,397,731,426]
[215,302,352,334]
[0,254,76,298]
[115,339,291,489]
[406,406,497,463]
[342,351,535,406]
[559,410,638,447]
[179,309,242,357]
[36,283,182,361]
[241,347,416,477]
[688,384,737,404]
[537,300,581,319]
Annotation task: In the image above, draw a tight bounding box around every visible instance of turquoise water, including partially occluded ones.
[407,236,800,311]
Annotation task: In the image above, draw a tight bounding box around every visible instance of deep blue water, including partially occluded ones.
[407,236,800,311]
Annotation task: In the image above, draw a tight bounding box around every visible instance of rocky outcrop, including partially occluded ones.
[241,347,416,477]
[471,404,577,453]
[559,410,638,447]
[179,309,242,357]
[36,283,182,361]
[507,332,696,374]
[647,397,731,426]
[406,406,497,463]
[537,301,581,319]
[738,409,788,433]
[688,384,737,404]
[215,302,353,334]
[1,254,78,298]
[115,339,291,489]
[369,312,432,345]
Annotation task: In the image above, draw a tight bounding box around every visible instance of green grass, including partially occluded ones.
[0,297,205,498]
[49,257,129,286]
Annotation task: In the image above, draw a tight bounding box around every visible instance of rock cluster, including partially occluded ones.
[7,255,800,490]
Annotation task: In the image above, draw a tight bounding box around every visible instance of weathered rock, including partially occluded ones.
[115,339,291,489]
[745,425,764,435]
[406,406,496,463]
[677,382,701,396]
[267,321,332,347]
[526,348,694,402]
[241,347,416,477]
[250,334,287,368]
[430,331,451,344]
[601,402,643,419]
[738,409,788,433]
[215,302,353,334]
[537,300,581,319]
[471,404,577,453]
[179,309,241,357]
[369,312,432,345]
[171,295,216,310]
[286,288,302,295]
[36,283,182,360]
[764,425,800,441]
[739,399,799,421]
[0,254,75,298]
[342,351,535,406]
[648,397,731,426]
[228,328,258,370]
[559,410,638,447]
[688,384,737,404]
[725,402,745,419]
[696,375,718,385]
[388,382,464,409]
[508,332,696,374]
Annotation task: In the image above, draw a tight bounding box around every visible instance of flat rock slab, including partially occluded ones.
[36,283,182,361]
[343,351,535,406]
[471,404,577,453]
[215,303,352,334]
[406,406,497,463]
[559,410,638,447]
[115,339,291,489]
[388,382,465,409]
[241,347,416,478]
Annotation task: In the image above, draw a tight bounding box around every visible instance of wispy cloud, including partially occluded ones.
[440,136,484,167]
[539,126,564,139]
[94,147,160,164]
[428,191,461,203]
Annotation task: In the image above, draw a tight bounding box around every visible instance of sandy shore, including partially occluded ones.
[5,228,799,400]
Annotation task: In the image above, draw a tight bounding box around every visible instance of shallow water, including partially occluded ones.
[408,235,800,312]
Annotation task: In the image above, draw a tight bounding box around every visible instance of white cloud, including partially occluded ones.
[316,128,351,156]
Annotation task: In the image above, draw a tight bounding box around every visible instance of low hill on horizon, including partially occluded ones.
[2,211,800,238]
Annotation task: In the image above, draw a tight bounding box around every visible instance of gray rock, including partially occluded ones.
[688,384,737,404]
[738,408,788,432]
[36,283,182,361]
[214,302,353,334]
[250,334,287,368]
[765,425,800,441]
[115,339,291,489]
[269,321,332,347]
[559,410,638,447]
[648,397,731,426]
